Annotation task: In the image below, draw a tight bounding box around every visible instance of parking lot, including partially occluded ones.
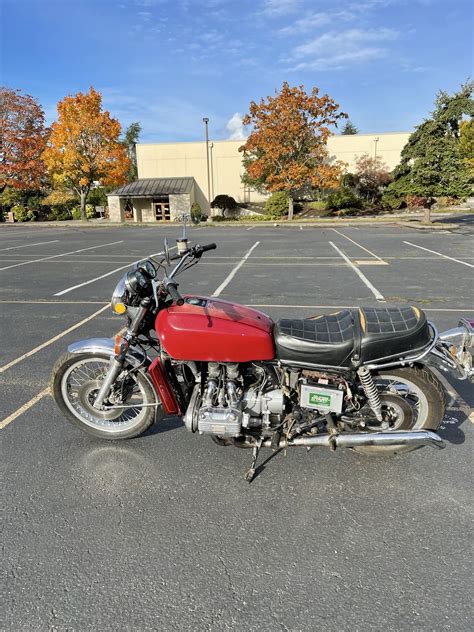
[1,221,473,631]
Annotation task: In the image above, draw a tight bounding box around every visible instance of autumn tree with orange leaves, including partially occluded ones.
[240,82,347,218]
[43,87,130,221]
[0,87,48,192]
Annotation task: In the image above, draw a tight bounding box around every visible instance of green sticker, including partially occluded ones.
[309,393,331,406]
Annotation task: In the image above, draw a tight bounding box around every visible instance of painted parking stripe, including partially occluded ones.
[0,304,110,373]
[330,241,385,301]
[0,239,59,251]
[212,242,260,297]
[331,229,387,263]
[0,388,51,430]
[403,241,474,268]
[54,248,174,296]
[0,241,124,272]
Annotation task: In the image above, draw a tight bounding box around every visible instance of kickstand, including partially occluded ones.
[244,438,263,483]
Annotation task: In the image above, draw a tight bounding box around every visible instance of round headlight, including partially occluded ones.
[111,274,129,314]
[125,269,149,293]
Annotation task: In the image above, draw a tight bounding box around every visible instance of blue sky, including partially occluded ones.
[2,0,473,142]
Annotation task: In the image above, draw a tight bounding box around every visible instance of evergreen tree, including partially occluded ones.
[123,122,141,182]
[385,82,473,221]
[341,121,358,135]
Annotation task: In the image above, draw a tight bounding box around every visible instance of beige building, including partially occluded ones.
[108,132,410,222]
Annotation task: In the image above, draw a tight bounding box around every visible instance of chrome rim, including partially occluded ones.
[61,358,149,433]
[371,373,429,430]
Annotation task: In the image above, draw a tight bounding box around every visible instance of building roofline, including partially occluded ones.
[136,131,412,147]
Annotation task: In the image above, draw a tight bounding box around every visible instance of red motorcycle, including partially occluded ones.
[52,238,473,480]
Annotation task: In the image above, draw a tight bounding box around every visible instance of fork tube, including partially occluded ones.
[93,357,124,409]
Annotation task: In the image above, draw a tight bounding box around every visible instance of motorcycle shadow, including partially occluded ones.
[144,415,183,437]
[437,409,469,445]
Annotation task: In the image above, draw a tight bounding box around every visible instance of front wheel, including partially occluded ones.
[352,365,446,455]
[51,352,159,440]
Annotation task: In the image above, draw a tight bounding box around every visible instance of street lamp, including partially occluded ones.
[203,117,211,212]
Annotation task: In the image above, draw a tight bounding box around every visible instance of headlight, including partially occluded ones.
[125,269,149,293]
[111,273,129,315]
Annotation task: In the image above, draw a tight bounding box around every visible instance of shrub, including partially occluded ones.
[48,207,71,221]
[265,191,289,218]
[308,200,327,210]
[406,195,433,208]
[326,187,362,210]
[381,190,406,211]
[211,214,238,222]
[71,207,82,220]
[191,202,202,221]
[435,196,459,208]
[11,204,29,222]
[211,194,238,214]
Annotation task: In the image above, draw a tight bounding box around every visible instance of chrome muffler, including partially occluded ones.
[263,430,445,450]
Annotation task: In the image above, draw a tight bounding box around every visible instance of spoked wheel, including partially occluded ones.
[51,352,160,439]
[353,366,445,455]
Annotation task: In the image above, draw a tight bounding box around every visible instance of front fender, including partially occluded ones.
[67,338,149,370]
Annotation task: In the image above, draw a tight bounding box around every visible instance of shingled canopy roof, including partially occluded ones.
[109,177,194,198]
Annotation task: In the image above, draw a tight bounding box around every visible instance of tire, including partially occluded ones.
[51,352,159,440]
[352,365,446,455]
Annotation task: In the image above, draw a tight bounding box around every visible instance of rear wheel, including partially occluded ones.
[51,352,159,440]
[352,365,445,455]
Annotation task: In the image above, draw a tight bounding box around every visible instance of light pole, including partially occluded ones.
[203,117,211,212]
[373,136,379,161]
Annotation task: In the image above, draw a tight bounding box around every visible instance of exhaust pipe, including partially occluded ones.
[263,430,445,450]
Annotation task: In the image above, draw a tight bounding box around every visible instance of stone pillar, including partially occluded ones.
[107,196,124,222]
[169,194,191,220]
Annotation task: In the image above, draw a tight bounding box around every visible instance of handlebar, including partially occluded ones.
[162,243,217,305]
[163,278,184,306]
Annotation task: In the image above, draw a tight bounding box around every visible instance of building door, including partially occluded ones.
[124,199,134,221]
[153,197,170,221]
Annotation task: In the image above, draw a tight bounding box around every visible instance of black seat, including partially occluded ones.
[274,307,432,368]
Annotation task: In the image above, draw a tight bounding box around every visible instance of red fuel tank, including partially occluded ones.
[155,296,275,362]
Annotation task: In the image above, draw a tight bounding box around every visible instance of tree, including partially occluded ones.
[0,87,48,192]
[43,87,131,221]
[460,118,474,177]
[385,82,473,222]
[352,154,392,203]
[240,82,347,219]
[123,121,141,182]
[211,194,238,216]
[341,121,359,135]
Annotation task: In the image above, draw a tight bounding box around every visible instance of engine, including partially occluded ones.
[183,363,352,440]
[184,362,284,437]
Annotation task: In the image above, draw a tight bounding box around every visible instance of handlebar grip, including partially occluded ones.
[201,243,217,252]
[166,282,184,306]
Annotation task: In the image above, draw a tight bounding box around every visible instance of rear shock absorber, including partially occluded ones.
[357,367,383,422]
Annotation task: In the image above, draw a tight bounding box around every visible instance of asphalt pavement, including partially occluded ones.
[1,221,473,631]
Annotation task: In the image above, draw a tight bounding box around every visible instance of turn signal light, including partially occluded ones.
[114,335,129,355]
[114,302,127,314]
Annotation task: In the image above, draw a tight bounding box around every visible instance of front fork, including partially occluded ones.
[93,297,151,409]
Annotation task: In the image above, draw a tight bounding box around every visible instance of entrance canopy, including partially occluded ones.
[110,177,194,198]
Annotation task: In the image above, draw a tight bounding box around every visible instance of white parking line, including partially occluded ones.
[0,240,59,251]
[212,242,260,297]
[330,242,385,301]
[331,228,386,262]
[0,388,51,430]
[403,241,474,268]
[0,241,124,272]
[54,247,175,296]
[0,304,110,373]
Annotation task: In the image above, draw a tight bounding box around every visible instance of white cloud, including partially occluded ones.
[226,113,247,140]
[262,0,300,17]
[278,10,354,35]
[290,27,399,70]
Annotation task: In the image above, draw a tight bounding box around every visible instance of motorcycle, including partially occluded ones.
[52,231,473,481]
